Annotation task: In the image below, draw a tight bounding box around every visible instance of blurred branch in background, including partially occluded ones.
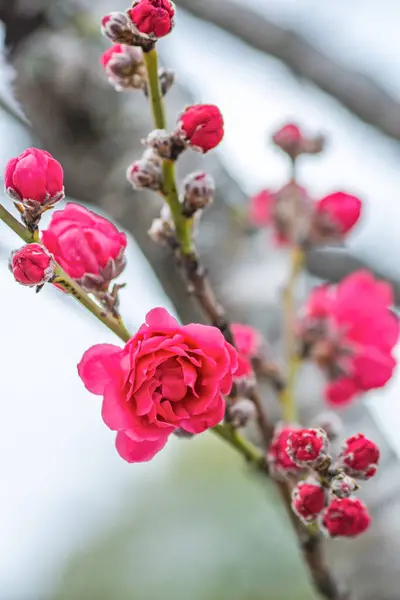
[175,0,400,143]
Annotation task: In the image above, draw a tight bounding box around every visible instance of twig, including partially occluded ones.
[175,0,400,143]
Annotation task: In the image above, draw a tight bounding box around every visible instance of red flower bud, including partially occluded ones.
[177,104,224,153]
[129,0,175,39]
[291,480,326,524]
[10,243,55,287]
[42,204,127,289]
[330,473,358,499]
[272,124,303,158]
[339,434,380,480]
[314,192,362,236]
[321,497,370,538]
[5,148,64,205]
[101,44,145,91]
[267,424,302,479]
[286,428,328,467]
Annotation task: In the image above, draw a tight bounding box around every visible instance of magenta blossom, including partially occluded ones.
[78,308,238,462]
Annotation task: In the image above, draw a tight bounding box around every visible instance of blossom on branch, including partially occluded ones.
[286,427,329,467]
[321,497,371,538]
[338,434,380,480]
[291,479,326,524]
[177,104,224,153]
[10,243,55,287]
[267,423,303,479]
[129,0,175,39]
[298,270,399,406]
[78,308,238,462]
[231,323,265,378]
[42,204,127,292]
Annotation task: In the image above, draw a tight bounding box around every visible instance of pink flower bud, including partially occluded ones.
[5,147,64,208]
[226,398,257,428]
[143,129,185,161]
[101,12,137,45]
[127,152,163,190]
[129,0,175,39]
[101,44,146,91]
[177,104,224,153]
[267,423,303,479]
[339,434,380,480]
[321,497,370,538]
[182,172,215,217]
[10,243,55,287]
[273,123,303,158]
[330,473,358,499]
[42,204,127,289]
[313,192,362,240]
[249,189,274,227]
[291,479,326,524]
[148,217,175,246]
[286,428,329,467]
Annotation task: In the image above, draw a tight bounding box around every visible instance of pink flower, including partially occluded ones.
[291,480,326,524]
[272,123,303,158]
[299,271,399,406]
[286,428,328,467]
[339,433,380,480]
[78,308,238,462]
[129,0,175,38]
[249,189,274,227]
[321,497,370,538]
[314,192,362,236]
[10,243,55,287]
[231,323,264,378]
[267,424,302,479]
[5,148,64,205]
[178,105,224,153]
[42,203,127,285]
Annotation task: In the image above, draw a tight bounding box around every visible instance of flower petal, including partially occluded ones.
[78,344,122,395]
[115,431,169,463]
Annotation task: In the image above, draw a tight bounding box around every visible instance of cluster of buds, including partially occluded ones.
[267,425,379,538]
[249,123,362,247]
[5,148,65,231]
[101,0,175,49]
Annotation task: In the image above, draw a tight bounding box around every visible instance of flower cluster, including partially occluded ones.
[298,270,399,405]
[78,308,238,462]
[271,426,379,537]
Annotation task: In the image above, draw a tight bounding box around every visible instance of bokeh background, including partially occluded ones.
[1,1,400,598]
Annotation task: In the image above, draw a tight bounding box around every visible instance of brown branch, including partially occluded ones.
[175,0,400,142]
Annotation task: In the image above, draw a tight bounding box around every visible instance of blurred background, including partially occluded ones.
[1,1,400,598]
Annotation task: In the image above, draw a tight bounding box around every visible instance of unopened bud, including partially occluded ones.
[182,171,215,217]
[101,12,137,45]
[311,412,343,442]
[159,68,175,96]
[101,44,146,92]
[127,155,162,190]
[148,217,176,247]
[143,129,185,161]
[226,398,257,428]
[10,243,55,287]
[330,473,358,499]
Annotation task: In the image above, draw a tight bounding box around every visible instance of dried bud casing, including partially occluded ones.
[143,129,186,161]
[127,154,163,191]
[101,12,137,44]
[226,398,257,428]
[181,172,215,218]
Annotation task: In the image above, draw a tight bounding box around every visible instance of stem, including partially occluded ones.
[143,48,166,129]
[281,246,304,422]
[213,424,265,467]
[0,203,131,343]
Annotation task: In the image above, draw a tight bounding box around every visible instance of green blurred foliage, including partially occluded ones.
[53,435,319,600]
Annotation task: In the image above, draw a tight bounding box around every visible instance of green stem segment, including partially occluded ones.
[213,424,264,467]
[143,49,194,255]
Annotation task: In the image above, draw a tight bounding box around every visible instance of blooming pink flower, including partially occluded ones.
[5,148,64,205]
[129,0,175,38]
[267,424,302,479]
[291,480,326,524]
[42,203,127,285]
[299,270,399,406]
[178,105,224,153]
[339,433,380,480]
[321,497,371,538]
[78,308,238,462]
[314,192,362,236]
[10,243,55,287]
[286,428,328,467]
